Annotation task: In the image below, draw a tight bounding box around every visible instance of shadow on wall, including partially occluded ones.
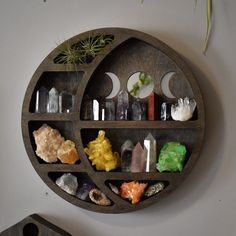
[78,31,225,227]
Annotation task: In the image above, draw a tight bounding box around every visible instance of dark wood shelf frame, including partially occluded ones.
[21,28,205,213]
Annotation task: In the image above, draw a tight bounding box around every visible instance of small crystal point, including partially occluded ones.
[116,90,129,120]
[131,100,142,120]
[93,99,99,120]
[105,99,115,120]
[35,87,48,113]
[131,142,145,172]
[121,140,134,172]
[59,90,74,113]
[47,87,59,113]
[144,133,157,172]
[81,95,93,120]
[55,173,78,195]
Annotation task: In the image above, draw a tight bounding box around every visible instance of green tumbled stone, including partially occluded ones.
[157,142,187,172]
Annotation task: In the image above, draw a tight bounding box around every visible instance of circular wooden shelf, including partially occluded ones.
[21,28,205,213]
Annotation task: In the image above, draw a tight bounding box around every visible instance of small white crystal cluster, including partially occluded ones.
[171,97,196,121]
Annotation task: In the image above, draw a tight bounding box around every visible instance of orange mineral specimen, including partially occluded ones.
[120,181,147,204]
[57,140,80,164]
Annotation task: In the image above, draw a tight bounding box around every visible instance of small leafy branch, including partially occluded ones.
[54,34,114,65]
[130,72,153,97]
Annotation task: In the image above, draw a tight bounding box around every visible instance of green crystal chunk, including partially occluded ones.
[157,142,187,172]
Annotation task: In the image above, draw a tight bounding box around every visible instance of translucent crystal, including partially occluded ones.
[93,99,99,120]
[59,90,74,113]
[55,173,78,195]
[131,100,142,120]
[105,99,115,120]
[121,140,134,172]
[47,87,59,113]
[35,87,48,113]
[144,133,157,172]
[116,90,129,120]
[99,100,106,121]
[130,142,145,172]
[171,97,196,121]
[81,95,93,120]
[76,182,95,201]
[160,102,171,121]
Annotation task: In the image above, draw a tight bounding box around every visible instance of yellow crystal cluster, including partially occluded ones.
[84,130,120,171]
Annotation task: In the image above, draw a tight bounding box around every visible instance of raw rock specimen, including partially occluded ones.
[84,130,120,171]
[130,142,145,172]
[116,90,129,120]
[57,140,80,164]
[144,182,165,197]
[121,140,134,172]
[157,142,187,172]
[120,181,147,204]
[89,188,111,206]
[144,133,157,172]
[76,182,95,201]
[55,173,78,195]
[33,124,64,163]
[171,97,196,121]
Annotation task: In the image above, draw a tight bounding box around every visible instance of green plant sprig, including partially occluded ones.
[130,72,153,97]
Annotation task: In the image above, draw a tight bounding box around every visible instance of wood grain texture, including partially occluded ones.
[21,28,205,213]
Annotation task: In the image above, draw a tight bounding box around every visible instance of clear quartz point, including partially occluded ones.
[121,140,134,172]
[81,95,93,120]
[59,90,74,113]
[144,133,157,172]
[35,86,48,113]
[47,87,59,113]
[105,99,115,120]
[116,90,129,120]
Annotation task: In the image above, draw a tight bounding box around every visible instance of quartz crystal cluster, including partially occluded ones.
[33,124,79,164]
[55,173,111,206]
[171,97,196,121]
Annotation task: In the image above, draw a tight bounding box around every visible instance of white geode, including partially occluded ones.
[55,173,78,195]
[171,97,196,121]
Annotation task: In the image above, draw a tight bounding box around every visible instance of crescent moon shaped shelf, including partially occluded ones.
[21,28,205,213]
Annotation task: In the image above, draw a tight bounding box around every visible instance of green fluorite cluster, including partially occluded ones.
[157,142,186,172]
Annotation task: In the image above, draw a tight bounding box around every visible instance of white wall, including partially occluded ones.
[1,0,236,235]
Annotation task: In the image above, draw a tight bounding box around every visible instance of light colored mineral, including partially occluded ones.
[57,140,80,164]
[84,130,120,171]
[33,124,64,163]
[144,182,165,197]
[89,188,111,206]
[55,173,78,195]
[171,97,196,121]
